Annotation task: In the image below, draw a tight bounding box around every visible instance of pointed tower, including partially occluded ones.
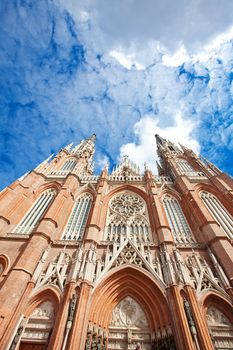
[38,134,96,178]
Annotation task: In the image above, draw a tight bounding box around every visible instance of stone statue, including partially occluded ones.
[68,294,77,322]
[9,325,24,350]
[102,337,107,350]
[85,332,92,350]
[97,336,102,350]
[91,333,98,350]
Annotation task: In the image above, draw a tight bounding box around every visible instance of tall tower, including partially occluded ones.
[0,133,232,350]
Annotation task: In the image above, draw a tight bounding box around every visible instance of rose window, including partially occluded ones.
[110,193,144,217]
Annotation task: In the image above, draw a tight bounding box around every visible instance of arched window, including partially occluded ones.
[62,193,92,240]
[105,191,151,243]
[61,158,77,171]
[0,255,9,278]
[177,159,194,174]
[14,189,56,234]
[200,191,233,239]
[162,195,193,243]
[206,306,233,349]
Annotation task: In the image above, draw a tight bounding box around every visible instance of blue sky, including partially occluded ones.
[0,0,233,189]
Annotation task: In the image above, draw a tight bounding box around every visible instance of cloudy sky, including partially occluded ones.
[0,0,233,189]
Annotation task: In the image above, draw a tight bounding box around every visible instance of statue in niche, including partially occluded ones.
[91,333,98,350]
[102,337,107,350]
[68,294,77,322]
[9,325,24,350]
[97,335,102,350]
[85,331,92,350]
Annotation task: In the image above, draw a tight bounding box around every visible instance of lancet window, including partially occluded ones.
[177,159,194,174]
[62,192,92,240]
[200,191,233,239]
[105,192,151,243]
[162,195,193,243]
[61,158,77,171]
[14,189,56,234]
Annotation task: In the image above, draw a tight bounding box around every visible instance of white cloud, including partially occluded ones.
[109,49,145,70]
[120,113,200,174]
[162,46,190,67]
[95,154,110,170]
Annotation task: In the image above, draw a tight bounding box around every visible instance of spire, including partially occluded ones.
[155,134,166,146]
[35,153,54,171]
[155,134,181,156]
[72,134,96,158]
[156,161,164,176]
[64,143,74,152]
[68,134,97,176]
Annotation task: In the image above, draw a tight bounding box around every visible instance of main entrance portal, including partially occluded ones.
[108,296,151,350]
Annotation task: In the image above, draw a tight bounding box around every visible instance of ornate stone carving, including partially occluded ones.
[105,191,151,244]
[110,193,144,217]
[110,296,148,329]
[206,306,233,349]
[108,296,151,349]
[22,301,54,342]
[35,251,71,292]
[207,307,231,326]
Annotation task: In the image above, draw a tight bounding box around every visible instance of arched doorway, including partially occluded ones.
[206,306,233,350]
[108,296,151,350]
[87,266,174,349]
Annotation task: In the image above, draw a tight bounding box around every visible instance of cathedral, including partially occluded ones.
[0,133,232,350]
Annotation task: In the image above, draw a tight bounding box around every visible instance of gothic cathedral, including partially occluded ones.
[0,134,232,350]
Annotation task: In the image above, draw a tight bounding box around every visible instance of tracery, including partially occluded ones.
[105,192,151,243]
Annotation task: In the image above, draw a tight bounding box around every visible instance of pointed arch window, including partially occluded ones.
[62,193,92,240]
[14,189,56,234]
[177,159,194,174]
[201,191,233,239]
[61,158,77,171]
[162,195,193,243]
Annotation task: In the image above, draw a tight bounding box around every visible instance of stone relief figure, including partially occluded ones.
[85,331,92,350]
[110,296,148,329]
[102,337,107,350]
[206,306,231,326]
[97,336,102,350]
[91,333,98,350]
[68,294,77,322]
[9,325,24,350]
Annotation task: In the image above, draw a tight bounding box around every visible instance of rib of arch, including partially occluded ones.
[89,266,171,330]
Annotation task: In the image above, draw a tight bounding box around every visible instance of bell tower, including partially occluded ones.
[36,134,96,178]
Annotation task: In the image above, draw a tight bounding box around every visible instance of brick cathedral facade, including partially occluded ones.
[0,134,232,350]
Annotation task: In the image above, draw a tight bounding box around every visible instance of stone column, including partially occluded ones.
[167,285,195,350]
[49,282,76,350]
[145,170,174,245]
[85,169,108,243]
[184,286,214,350]
[67,282,92,350]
